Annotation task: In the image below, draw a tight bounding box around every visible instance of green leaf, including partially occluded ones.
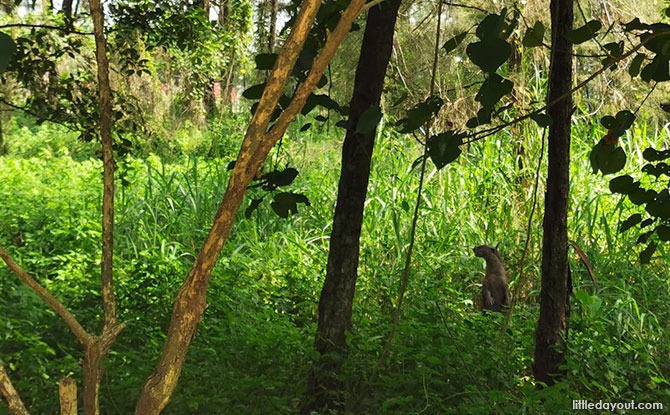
[475,73,514,109]
[600,110,635,136]
[530,112,552,127]
[619,213,642,233]
[317,74,329,89]
[643,147,670,162]
[270,192,310,218]
[466,108,492,128]
[629,188,655,205]
[356,105,382,134]
[623,18,650,31]
[656,224,670,241]
[641,54,670,83]
[522,21,545,47]
[242,83,266,100]
[645,190,670,219]
[302,94,340,115]
[442,32,468,54]
[609,175,638,194]
[245,198,264,219]
[427,131,464,170]
[254,53,278,70]
[396,96,444,134]
[639,241,657,264]
[466,38,512,73]
[641,218,655,228]
[476,13,505,40]
[603,41,624,58]
[261,168,299,190]
[628,53,646,78]
[642,162,670,178]
[0,32,16,73]
[568,20,602,44]
[590,139,627,175]
[640,29,670,55]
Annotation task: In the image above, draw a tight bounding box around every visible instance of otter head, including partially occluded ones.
[473,244,501,260]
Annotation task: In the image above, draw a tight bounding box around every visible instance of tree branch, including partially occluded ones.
[0,23,92,35]
[0,362,29,415]
[0,246,92,345]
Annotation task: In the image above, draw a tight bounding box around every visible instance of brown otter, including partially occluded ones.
[473,245,510,313]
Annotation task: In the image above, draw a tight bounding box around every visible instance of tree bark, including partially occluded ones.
[134,1,366,412]
[61,0,74,29]
[533,0,573,387]
[0,362,29,415]
[268,0,279,52]
[300,1,402,413]
[59,378,77,415]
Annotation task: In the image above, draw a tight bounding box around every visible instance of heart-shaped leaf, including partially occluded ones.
[609,175,638,194]
[475,73,514,109]
[590,139,627,175]
[466,38,512,73]
[271,192,311,218]
[396,96,443,133]
[427,131,464,170]
[522,21,545,47]
[476,13,505,40]
[530,112,552,128]
[356,105,382,134]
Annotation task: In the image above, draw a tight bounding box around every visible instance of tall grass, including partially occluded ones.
[0,117,668,413]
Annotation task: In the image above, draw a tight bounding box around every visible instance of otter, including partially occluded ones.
[473,245,510,313]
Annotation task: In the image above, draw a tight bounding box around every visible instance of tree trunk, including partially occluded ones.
[300,1,402,413]
[59,378,77,415]
[218,0,228,26]
[533,0,573,387]
[134,1,366,412]
[268,0,279,52]
[61,0,74,29]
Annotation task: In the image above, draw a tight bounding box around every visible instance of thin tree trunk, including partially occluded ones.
[218,0,228,25]
[269,0,279,52]
[533,0,573,386]
[61,0,74,29]
[85,0,124,412]
[134,1,366,412]
[300,1,402,413]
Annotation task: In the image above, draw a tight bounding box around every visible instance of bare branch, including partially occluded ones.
[0,246,92,345]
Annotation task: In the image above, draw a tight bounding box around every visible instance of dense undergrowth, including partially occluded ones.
[1,114,669,414]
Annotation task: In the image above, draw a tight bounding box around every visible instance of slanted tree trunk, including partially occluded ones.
[533,0,573,386]
[134,1,366,412]
[300,1,402,412]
